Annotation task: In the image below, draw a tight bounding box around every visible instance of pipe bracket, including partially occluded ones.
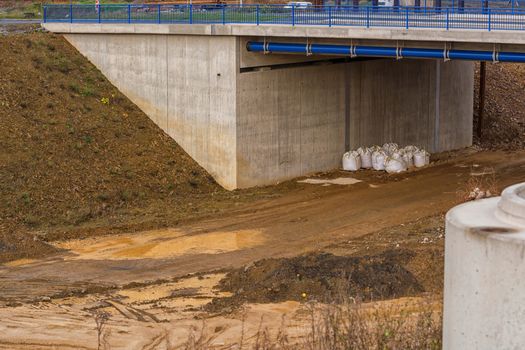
[493,44,500,63]
[443,42,451,62]
[396,41,404,60]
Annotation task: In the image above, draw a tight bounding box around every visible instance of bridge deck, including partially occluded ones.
[43,21,525,48]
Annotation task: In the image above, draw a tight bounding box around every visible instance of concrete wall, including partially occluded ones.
[64,33,473,189]
[237,63,346,187]
[348,59,473,152]
[438,60,474,151]
[347,59,435,150]
[65,34,239,189]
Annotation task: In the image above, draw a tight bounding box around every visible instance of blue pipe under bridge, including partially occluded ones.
[246,41,525,62]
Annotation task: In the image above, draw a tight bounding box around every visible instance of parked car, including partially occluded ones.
[284,1,314,9]
[378,0,394,6]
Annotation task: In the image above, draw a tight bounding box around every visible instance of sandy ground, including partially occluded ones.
[0,149,524,349]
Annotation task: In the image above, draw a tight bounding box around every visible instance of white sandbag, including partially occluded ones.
[372,150,387,171]
[357,147,373,169]
[342,151,361,171]
[413,150,430,168]
[385,157,407,174]
[403,145,419,153]
[382,143,399,156]
[402,151,414,168]
[370,145,382,152]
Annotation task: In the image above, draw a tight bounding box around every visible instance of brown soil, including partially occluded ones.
[208,214,443,312]
[328,214,446,294]
[0,32,220,231]
[1,150,524,348]
[1,29,525,264]
[208,250,423,309]
[0,32,294,264]
[0,224,58,263]
[474,62,525,150]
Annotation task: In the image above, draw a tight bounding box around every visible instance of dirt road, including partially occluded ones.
[0,150,524,349]
[2,150,524,301]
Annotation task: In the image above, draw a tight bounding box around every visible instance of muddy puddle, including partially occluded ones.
[54,228,265,261]
[298,177,363,186]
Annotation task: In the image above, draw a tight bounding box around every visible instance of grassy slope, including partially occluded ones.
[0,32,238,241]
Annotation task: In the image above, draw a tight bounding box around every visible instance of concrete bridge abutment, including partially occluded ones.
[60,29,473,189]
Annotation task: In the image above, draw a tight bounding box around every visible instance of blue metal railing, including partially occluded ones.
[43,3,525,31]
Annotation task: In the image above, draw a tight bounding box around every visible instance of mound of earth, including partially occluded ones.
[0,32,228,247]
[0,224,58,264]
[207,249,423,312]
[474,62,525,150]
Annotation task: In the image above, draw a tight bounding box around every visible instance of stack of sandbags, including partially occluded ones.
[342,143,430,173]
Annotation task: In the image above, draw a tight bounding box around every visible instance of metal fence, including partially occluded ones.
[43,4,525,31]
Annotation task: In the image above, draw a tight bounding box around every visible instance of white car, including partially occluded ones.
[378,0,395,6]
[284,1,313,9]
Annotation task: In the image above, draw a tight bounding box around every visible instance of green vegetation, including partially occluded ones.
[0,1,42,19]
[0,1,133,19]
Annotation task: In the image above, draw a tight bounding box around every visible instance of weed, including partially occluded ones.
[80,85,96,97]
[82,135,93,144]
[56,57,72,74]
[96,193,111,201]
[31,55,43,66]
[68,83,81,95]
[66,123,75,135]
[72,207,93,225]
[168,299,442,350]
[23,215,39,227]
[100,97,110,105]
[119,190,133,202]
[47,56,72,74]
[183,321,211,350]
[91,310,111,350]
[457,167,498,202]
[20,192,30,205]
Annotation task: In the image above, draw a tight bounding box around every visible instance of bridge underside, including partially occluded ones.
[63,32,473,189]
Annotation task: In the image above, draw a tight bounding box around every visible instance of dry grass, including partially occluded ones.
[163,299,442,350]
[457,167,499,203]
[300,300,441,350]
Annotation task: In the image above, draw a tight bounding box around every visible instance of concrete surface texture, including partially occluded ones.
[443,183,525,350]
[62,32,473,189]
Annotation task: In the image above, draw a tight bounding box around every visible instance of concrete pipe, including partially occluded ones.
[443,182,525,349]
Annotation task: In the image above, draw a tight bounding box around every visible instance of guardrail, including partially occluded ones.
[43,4,525,31]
